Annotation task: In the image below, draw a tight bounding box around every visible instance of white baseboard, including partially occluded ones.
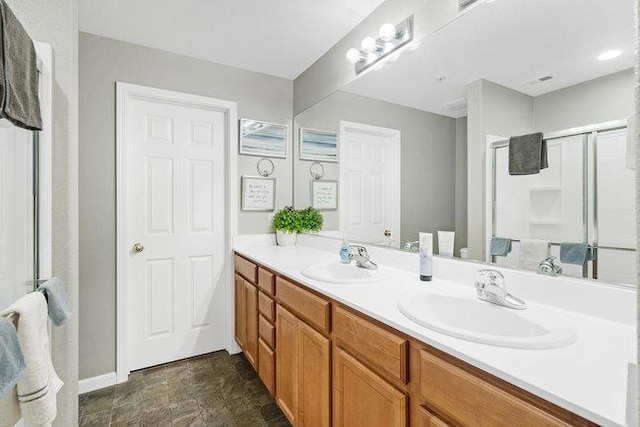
[79,372,117,394]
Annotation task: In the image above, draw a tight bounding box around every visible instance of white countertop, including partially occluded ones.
[234,239,636,427]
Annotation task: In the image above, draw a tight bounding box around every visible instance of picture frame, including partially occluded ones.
[311,180,338,210]
[241,176,276,211]
[300,128,338,162]
[240,119,287,158]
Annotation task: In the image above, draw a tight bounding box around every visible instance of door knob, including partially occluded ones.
[383,229,392,237]
[132,243,144,253]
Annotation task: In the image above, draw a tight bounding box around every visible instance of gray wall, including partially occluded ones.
[534,69,634,132]
[466,80,534,260]
[293,0,460,114]
[294,90,457,247]
[8,0,80,425]
[79,32,293,380]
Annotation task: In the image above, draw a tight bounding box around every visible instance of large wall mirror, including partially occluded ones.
[292,0,636,286]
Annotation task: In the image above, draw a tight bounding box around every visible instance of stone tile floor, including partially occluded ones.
[79,351,291,426]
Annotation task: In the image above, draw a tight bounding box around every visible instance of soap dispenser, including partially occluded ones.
[340,235,351,264]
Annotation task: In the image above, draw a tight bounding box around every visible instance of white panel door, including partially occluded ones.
[339,121,400,247]
[126,97,226,370]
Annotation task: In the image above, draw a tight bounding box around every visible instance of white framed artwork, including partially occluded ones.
[241,176,276,211]
[311,180,338,210]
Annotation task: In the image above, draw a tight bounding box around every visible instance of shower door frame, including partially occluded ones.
[485,118,630,280]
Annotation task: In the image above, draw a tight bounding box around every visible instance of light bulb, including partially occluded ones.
[346,48,362,64]
[597,50,622,61]
[379,23,397,42]
[361,37,378,53]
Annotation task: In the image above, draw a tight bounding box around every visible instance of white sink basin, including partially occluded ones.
[398,289,576,349]
[301,262,389,284]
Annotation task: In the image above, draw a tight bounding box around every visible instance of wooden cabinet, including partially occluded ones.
[235,252,597,427]
[276,304,298,424]
[419,350,568,427]
[276,304,331,427]
[417,407,450,427]
[243,280,258,368]
[234,274,245,348]
[333,346,407,427]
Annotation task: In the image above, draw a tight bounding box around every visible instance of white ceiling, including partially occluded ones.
[344,0,635,118]
[79,0,386,79]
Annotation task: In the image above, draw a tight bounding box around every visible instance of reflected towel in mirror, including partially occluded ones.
[37,277,73,326]
[518,239,550,271]
[489,237,512,257]
[559,243,590,265]
[508,132,548,175]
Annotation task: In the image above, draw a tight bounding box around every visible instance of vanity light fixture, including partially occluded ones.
[597,49,622,61]
[346,15,414,74]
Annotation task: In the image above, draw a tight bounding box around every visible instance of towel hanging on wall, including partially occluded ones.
[508,132,548,175]
[0,0,42,130]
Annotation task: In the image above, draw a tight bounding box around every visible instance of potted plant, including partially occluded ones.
[272,206,301,246]
[299,207,324,233]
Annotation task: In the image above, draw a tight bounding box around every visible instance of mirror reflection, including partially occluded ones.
[293,0,636,285]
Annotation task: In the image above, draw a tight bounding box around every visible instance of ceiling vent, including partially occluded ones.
[525,74,554,85]
[459,0,480,10]
[443,97,468,112]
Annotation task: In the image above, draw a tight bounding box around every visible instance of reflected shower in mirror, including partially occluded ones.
[292,0,636,285]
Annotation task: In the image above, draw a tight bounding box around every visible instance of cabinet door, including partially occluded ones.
[417,406,450,427]
[244,280,259,368]
[234,274,245,348]
[276,304,298,424]
[258,338,275,395]
[333,347,407,427]
[298,321,330,427]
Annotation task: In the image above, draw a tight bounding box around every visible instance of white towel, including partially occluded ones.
[626,114,636,170]
[0,386,21,427]
[0,293,63,426]
[518,239,550,271]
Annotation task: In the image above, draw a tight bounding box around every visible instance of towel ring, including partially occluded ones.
[256,158,275,177]
[309,162,325,180]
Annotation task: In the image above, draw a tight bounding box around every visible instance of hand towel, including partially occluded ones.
[518,239,550,271]
[508,132,548,175]
[489,237,512,257]
[0,317,26,396]
[0,386,21,427]
[38,277,73,326]
[0,293,63,425]
[559,242,590,265]
[626,114,636,170]
[0,0,42,130]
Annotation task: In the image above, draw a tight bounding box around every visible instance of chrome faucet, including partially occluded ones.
[349,245,378,270]
[403,240,419,252]
[475,269,526,310]
[538,256,562,276]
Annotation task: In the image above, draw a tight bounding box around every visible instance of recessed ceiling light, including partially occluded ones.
[597,50,622,61]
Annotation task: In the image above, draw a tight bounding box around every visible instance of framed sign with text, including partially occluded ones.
[311,180,338,210]
[241,176,276,211]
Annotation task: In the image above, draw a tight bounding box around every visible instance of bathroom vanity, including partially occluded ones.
[233,237,635,427]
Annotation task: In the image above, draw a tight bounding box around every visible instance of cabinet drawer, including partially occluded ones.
[257,267,275,295]
[234,254,257,283]
[259,314,275,348]
[258,338,275,395]
[276,277,330,333]
[420,350,568,427]
[418,406,450,427]
[334,306,408,383]
[258,291,275,322]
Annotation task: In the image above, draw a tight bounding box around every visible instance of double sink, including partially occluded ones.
[301,261,576,350]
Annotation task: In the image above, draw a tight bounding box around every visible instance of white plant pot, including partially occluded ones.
[276,230,297,246]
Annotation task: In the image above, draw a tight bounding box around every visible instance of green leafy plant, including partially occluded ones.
[299,207,324,233]
[271,206,302,233]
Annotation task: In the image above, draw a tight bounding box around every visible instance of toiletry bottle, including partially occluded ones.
[419,232,433,281]
[340,236,351,264]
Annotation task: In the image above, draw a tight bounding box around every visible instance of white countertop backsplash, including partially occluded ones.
[233,233,637,427]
